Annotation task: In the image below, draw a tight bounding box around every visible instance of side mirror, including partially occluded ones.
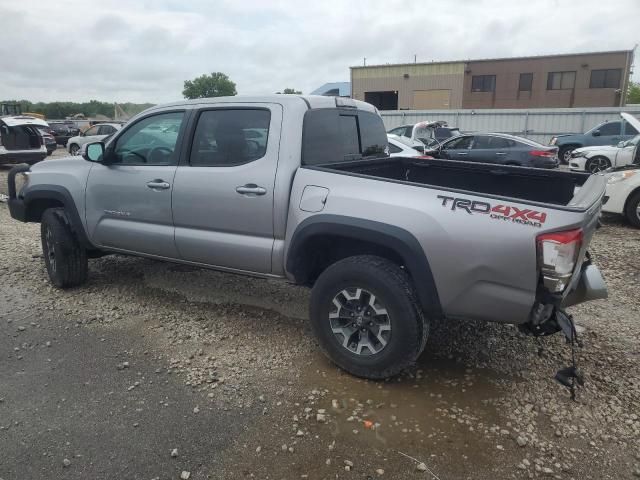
[84,142,104,162]
[592,130,601,137]
[617,141,625,148]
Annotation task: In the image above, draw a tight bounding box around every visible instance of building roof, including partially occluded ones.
[310,82,351,96]
[350,50,634,70]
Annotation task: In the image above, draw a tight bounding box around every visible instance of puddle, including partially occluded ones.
[144,261,309,320]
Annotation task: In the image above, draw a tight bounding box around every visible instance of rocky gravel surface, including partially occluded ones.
[1,161,639,479]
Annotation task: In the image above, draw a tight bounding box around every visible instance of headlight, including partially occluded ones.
[607,170,636,184]
[15,172,30,196]
[571,151,586,158]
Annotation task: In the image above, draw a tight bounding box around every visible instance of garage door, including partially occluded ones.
[412,90,451,109]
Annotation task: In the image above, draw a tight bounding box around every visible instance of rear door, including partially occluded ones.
[469,135,518,164]
[85,111,187,257]
[171,104,282,273]
[438,135,473,160]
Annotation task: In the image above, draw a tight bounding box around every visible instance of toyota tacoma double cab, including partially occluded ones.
[7,95,608,383]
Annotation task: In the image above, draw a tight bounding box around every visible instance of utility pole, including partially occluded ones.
[363,57,366,66]
[414,54,417,63]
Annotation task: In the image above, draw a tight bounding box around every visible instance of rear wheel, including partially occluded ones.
[309,255,428,379]
[41,208,88,288]
[624,190,640,228]
[585,156,611,173]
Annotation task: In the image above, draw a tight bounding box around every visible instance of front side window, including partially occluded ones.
[113,112,184,165]
[596,122,621,136]
[590,69,622,89]
[471,75,496,92]
[547,71,576,90]
[519,73,533,92]
[443,135,473,150]
[190,109,270,167]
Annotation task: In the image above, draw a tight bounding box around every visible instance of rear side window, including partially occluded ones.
[388,142,403,154]
[625,123,638,135]
[302,109,388,165]
[190,109,271,167]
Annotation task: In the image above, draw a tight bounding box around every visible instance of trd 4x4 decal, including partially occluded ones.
[437,195,547,228]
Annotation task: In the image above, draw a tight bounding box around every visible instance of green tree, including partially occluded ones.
[182,72,237,99]
[276,88,302,94]
[628,81,640,104]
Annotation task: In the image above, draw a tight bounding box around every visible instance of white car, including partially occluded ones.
[66,123,122,155]
[600,112,640,227]
[387,134,427,157]
[569,134,640,173]
[603,166,640,228]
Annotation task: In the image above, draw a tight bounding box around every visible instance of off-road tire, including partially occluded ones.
[41,208,88,288]
[624,190,640,228]
[309,255,428,379]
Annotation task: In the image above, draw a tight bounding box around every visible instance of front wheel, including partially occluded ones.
[309,255,428,379]
[41,208,88,288]
[624,191,640,228]
[69,144,79,155]
[585,156,611,173]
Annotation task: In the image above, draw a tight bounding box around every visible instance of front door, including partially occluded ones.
[439,135,473,161]
[172,104,282,274]
[85,111,187,257]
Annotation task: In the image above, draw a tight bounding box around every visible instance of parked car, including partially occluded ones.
[387,134,432,158]
[388,121,460,148]
[49,122,80,146]
[0,115,48,165]
[603,164,640,228]
[569,135,640,173]
[66,123,122,155]
[550,113,639,164]
[36,126,57,155]
[7,95,607,381]
[427,133,559,168]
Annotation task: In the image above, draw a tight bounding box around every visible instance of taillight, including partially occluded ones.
[530,150,556,158]
[536,229,583,292]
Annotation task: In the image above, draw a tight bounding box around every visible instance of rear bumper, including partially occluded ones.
[562,262,608,308]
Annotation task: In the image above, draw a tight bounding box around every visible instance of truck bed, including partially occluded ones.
[319,157,595,208]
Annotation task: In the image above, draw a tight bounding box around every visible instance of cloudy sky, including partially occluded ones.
[1,0,638,103]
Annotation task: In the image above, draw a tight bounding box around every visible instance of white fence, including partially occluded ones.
[380,107,640,145]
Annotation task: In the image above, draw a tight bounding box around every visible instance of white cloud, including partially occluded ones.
[1,0,638,103]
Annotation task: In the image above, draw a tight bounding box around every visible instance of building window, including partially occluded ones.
[471,75,496,92]
[589,69,622,89]
[547,71,576,90]
[519,73,533,92]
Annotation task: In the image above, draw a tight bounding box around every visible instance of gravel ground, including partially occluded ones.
[0,155,639,479]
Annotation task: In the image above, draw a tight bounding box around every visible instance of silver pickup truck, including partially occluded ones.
[7,95,607,381]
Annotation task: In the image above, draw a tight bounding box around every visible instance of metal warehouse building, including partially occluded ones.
[350,50,634,110]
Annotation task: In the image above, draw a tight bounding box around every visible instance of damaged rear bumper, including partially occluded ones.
[561,262,608,308]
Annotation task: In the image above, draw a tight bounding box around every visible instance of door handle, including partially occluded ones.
[495,152,507,155]
[147,180,170,190]
[457,152,469,156]
[236,184,267,196]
